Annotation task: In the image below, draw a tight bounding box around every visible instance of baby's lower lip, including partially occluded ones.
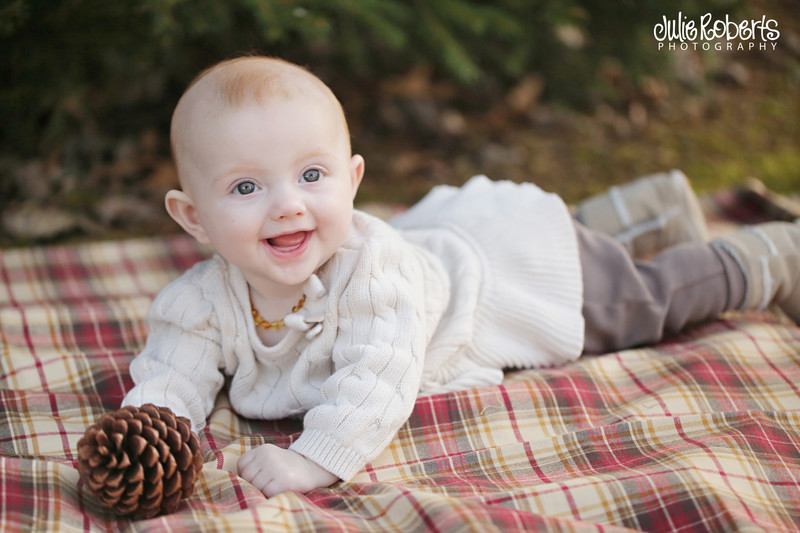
[264,231,311,257]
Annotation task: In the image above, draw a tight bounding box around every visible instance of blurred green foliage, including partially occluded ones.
[1,0,743,157]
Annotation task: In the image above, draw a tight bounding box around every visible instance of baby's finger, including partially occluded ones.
[262,480,283,498]
[237,449,253,470]
[249,469,275,495]
[237,445,267,470]
[237,451,262,480]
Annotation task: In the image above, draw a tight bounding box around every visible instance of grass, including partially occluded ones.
[355,47,800,209]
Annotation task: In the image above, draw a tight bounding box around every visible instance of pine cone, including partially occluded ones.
[77,404,204,519]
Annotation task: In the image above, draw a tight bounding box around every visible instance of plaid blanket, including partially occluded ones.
[2,211,800,531]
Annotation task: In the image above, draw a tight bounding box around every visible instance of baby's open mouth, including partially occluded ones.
[266,231,309,251]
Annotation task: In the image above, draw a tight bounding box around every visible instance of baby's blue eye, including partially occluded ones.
[302,169,321,183]
[234,181,257,195]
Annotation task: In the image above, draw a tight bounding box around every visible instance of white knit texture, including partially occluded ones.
[123,177,585,480]
[392,175,584,375]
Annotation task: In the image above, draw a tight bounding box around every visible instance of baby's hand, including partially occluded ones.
[237,444,339,498]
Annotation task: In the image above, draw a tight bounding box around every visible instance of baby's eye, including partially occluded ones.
[234,181,257,195]
[301,169,322,183]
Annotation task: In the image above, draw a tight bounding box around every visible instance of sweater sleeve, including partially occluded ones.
[122,265,226,432]
[289,237,430,481]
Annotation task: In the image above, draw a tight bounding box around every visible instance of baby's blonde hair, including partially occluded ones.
[170,56,350,183]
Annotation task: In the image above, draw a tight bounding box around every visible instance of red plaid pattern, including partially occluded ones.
[2,234,800,531]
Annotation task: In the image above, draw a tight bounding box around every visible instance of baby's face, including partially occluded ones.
[176,95,363,295]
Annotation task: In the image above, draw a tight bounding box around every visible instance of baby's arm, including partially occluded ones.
[287,239,431,486]
[237,226,434,498]
[237,445,339,497]
[123,271,226,430]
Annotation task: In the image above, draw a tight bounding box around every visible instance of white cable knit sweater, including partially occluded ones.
[123,176,584,481]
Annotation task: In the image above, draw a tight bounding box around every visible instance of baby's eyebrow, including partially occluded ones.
[298,145,334,159]
[214,165,260,182]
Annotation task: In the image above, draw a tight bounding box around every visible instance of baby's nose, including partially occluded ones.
[269,186,306,220]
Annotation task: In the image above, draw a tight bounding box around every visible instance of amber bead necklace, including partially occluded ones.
[251,294,306,331]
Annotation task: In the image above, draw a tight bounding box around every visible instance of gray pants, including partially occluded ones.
[577,221,746,353]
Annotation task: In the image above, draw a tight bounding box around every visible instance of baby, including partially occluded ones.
[123,56,800,498]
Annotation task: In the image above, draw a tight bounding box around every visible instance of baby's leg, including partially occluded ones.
[574,170,708,258]
[580,218,800,353]
[711,220,800,323]
[578,221,744,353]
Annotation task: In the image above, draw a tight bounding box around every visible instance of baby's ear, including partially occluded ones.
[350,154,365,199]
[165,190,211,244]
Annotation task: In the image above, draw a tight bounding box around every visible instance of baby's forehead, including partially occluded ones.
[171,60,351,189]
[177,62,343,133]
[195,60,332,110]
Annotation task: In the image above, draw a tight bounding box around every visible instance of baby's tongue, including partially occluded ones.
[268,231,306,248]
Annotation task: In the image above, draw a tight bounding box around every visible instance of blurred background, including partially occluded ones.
[1,0,798,246]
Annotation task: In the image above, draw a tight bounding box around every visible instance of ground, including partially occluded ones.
[1,28,798,247]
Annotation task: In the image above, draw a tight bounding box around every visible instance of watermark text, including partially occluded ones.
[654,12,779,51]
